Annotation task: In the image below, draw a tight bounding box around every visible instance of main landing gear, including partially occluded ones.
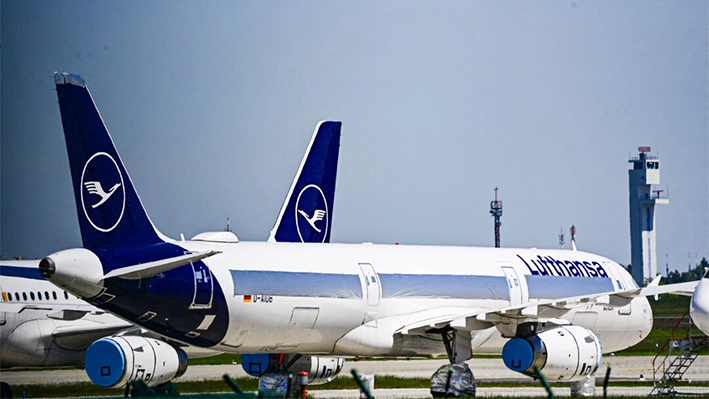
[429,326,477,397]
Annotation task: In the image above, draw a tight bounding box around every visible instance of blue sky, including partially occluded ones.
[2,1,707,272]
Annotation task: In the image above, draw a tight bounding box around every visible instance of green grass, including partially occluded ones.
[649,294,691,318]
[190,354,242,366]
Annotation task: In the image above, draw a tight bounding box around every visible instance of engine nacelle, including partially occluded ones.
[502,325,602,381]
[241,354,345,385]
[40,248,104,299]
[85,336,188,388]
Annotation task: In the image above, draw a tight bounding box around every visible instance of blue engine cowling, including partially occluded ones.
[502,325,602,381]
[85,336,188,387]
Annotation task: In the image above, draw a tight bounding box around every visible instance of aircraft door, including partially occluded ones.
[501,267,523,306]
[603,261,632,315]
[284,307,319,347]
[190,261,213,310]
[359,263,380,306]
[603,261,627,291]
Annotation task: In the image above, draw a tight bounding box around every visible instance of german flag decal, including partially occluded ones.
[243,295,252,303]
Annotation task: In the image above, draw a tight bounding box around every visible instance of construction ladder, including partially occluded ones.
[651,310,709,396]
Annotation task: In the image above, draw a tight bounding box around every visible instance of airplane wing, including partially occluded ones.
[640,280,698,297]
[0,301,98,315]
[52,322,134,351]
[396,279,700,337]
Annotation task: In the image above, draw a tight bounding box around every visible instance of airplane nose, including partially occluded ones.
[634,297,653,340]
[690,278,709,335]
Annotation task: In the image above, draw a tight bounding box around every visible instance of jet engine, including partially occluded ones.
[501,325,602,381]
[85,336,188,388]
[241,354,345,385]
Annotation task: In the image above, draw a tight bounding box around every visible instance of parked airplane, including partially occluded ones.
[268,121,340,244]
[690,268,709,335]
[1,116,341,382]
[0,259,131,368]
[41,72,694,389]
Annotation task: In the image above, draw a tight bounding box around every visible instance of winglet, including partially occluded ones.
[648,274,662,287]
[268,121,341,243]
[54,72,165,248]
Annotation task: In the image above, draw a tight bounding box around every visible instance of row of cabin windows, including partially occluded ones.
[3,290,70,302]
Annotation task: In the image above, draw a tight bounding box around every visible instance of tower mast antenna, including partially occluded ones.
[490,187,503,248]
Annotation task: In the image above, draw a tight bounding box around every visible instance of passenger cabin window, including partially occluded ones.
[53,292,58,300]
[15,293,20,301]
[30,292,35,300]
[64,291,69,300]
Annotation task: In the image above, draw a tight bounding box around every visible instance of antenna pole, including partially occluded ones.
[490,187,503,248]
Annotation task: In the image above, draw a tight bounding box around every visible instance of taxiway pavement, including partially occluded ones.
[2,356,708,386]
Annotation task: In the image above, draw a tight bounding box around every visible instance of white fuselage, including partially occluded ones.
[0,261,129,368]
[164,241,652,356]
[690,270,709,336]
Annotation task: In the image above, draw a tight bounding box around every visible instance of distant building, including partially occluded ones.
[628,147,668,285]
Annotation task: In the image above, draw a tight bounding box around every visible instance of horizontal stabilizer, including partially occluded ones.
[103,250,221,280]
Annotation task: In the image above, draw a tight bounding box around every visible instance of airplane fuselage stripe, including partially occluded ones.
[0,265,44,280]
[231,270,363,298]
[526,275,614,299]
[379,274,509,300]
[229,270,615,301]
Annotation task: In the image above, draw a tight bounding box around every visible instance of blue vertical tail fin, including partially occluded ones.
[54,72,164,248]
[268,121,341,243]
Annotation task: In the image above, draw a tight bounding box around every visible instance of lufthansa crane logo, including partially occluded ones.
[295,184,328,243]
[80,152,125,232]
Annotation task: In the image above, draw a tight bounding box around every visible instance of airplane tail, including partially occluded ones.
[268,121,341,243]
[53,72,164,248]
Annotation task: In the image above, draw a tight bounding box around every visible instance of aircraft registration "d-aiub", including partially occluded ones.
[41,73,691,390]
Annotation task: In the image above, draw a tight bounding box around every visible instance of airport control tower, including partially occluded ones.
[629,147,668,285]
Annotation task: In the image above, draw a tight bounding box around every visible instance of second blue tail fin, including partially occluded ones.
[269,121,341,243]
[54,72,163,248]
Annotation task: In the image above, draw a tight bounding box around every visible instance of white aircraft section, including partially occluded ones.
[43,72,703,386]
[690,269,709,336]
[154,242,651,356]
[0,260,131,368]
[0,261,217,370]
